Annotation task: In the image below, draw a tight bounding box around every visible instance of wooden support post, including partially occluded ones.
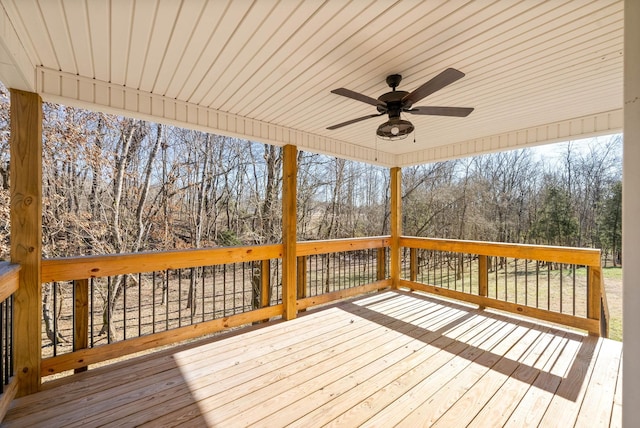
[260,259,271,308]
[296,256,307,299]
[478,255,488,310]
[260,259,271,323]
[587,265,602,336]
[409,248,418,282]
[73,279,89,373]
[297,256,307,312]
[390,167,402,289]
[282,145,298,320]
[376,247,386,281]
[10,89,43,396]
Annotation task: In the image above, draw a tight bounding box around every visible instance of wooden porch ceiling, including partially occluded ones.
[0,0,623,167]
[3,290,622,427]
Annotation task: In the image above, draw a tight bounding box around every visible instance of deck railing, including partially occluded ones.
[41,245,284,376]
[399,237,609,337]
[38,236,607,380]
[40,237,391,377]
[0,262,20,420]
[296,237,391,310]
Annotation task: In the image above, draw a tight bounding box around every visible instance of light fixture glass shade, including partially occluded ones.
[376,118,414,140]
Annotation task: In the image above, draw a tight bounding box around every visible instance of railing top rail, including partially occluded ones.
[0,262,20,302]
[400,236,601,266]
[42,244,283,282]
[297,236,391,256]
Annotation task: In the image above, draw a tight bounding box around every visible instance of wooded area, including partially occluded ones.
[0,82,622,265]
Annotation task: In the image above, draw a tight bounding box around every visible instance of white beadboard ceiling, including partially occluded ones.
[0,0,623,167]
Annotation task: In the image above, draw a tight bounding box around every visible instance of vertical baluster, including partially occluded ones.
[1,300,4,387]
[223,265,227,316]
[211,266,217,319]
[560,264,564,314]
[165,271,169,331]
[178,269,182,327]
[535,261,539,308]
[202,267,206,323]
[152,273,156,334]
[571,265,576,315]
[525,260,529,306]
[495,257,498,299]
[90,278,94,347]
[138,273,142,337]
[53,282,58,356]
[504,260,508,302]
[547,263,551,311]
[514,259,518,304]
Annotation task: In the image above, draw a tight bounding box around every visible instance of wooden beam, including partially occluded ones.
[296,236,390,257]
[390,167,402,289]
[10,89,43,396]
[400,236,601,266]
[282,145,297,320]
[42,244,283,282]
[0,263,20,303]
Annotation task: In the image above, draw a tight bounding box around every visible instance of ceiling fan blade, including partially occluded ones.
[326,113,384,130]
[331,88,383,107]
[407,106,474,117]
[402,68,465,106]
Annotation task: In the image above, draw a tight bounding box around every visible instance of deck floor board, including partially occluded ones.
[2,290,622,427]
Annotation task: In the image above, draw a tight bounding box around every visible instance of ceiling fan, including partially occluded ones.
[327,68,474,139]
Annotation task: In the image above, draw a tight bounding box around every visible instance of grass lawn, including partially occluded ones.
[603,266,622,341]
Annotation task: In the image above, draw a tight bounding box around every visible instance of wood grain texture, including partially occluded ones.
[73,279,89,373]
[282,145,297,320]
[400,279,599,334]
[40,304,283,376]
[0,262,20,302]
[296,236,390,256]
[2,291,622,427]
[0,377,20,422]
[400,236,601,266]
[42,244,283,282]
[390,167,402,289]
[10,89,42,396]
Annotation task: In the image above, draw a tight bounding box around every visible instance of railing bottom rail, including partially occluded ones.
[399,279,600,335]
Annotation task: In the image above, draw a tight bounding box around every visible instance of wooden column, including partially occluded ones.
[376,247,386,281]
[409,248,417,282]
[297,256,307,312]
[390,167,402,289]
[260,259,271,309]
[282,145,298,320]
[73,279,89,373]
[625,1,640,424]
[478,255,488,309]
[10,89,42,396]
[587,266,602,336]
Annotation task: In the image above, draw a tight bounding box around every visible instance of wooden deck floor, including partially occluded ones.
[2,290,622,427]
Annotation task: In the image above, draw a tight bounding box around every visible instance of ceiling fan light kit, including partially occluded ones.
[376,118,414,140]
[327,68,474,139]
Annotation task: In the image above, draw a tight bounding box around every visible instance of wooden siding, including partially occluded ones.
[3,290,622,427]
